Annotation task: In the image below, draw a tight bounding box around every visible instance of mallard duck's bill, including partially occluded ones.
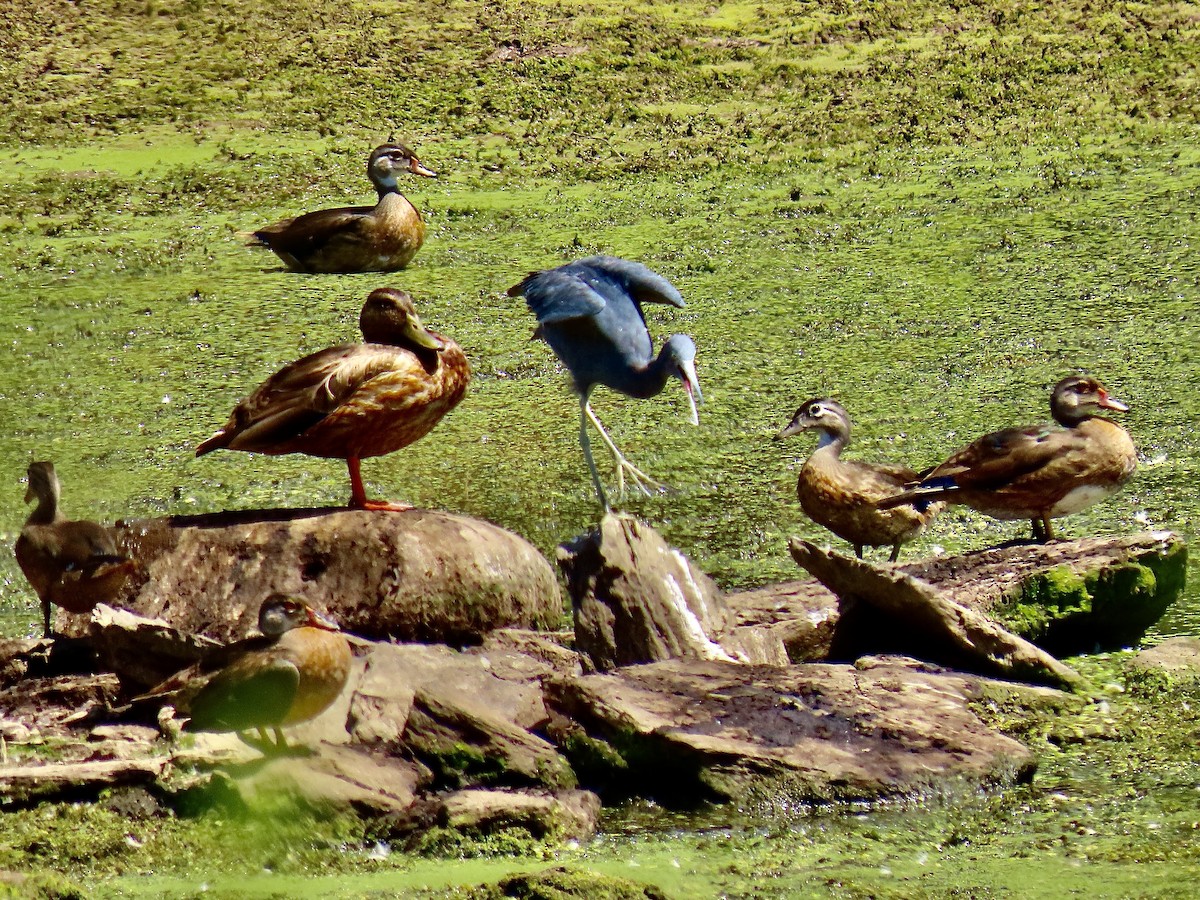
[405,318,445,350]
[410,159,437,177]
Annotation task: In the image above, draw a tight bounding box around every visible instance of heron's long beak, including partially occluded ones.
[1097,389,1129,413]
[679,359,701,426]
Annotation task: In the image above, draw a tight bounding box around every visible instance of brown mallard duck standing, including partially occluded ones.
[141,594,353,753]
[14,461,134,636]
[776,398,940,561]
[247,143,436,273]
[196,288,470,511]
[877,375,1137,541]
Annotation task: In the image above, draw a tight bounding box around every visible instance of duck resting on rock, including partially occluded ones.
[138,594,353,754]
[877,375,1136,541]
[196,287,470,511]
[246,143,436,273]
[14,461,134,637]
[776,398,941,562]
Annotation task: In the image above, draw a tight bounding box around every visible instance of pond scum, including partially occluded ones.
[0,0,1198,896]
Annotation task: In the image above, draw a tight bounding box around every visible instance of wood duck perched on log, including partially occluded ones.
[14,461,134,637]
[877,375,1137,541]
[246,143,436,273]
[141,595,352,753]
[196,288,470,511]
[508,255,702,510]
[776,398,941,562]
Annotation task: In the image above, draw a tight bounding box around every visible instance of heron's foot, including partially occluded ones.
[613,456,664,498]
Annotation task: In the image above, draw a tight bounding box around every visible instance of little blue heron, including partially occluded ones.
[508,255,702,509]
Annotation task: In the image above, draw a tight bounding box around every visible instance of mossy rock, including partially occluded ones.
[1124,638,1200,699]
[997,539,1186,654]
[465,865,671,900]
[0,871,90,900]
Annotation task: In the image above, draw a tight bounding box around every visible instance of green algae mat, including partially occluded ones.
[1,0,1198,896]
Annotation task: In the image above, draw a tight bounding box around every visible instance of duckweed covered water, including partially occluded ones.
[1,0,1198,895]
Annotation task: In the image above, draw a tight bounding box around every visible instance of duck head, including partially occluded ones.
[257,594,340,637]
[359,288,444,351]
[1050,375,1129,425]
[368,143,437,191]
[776,398,852,448]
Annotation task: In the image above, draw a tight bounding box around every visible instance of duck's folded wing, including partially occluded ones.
[257,205,374,253]
[213,346,411,451]
[932,424,1083,490]
[185,654,300,732]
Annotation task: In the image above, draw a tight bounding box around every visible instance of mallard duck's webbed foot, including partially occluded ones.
[346,458,413,513]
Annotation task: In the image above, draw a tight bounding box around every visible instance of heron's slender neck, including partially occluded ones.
[618,345,681,400]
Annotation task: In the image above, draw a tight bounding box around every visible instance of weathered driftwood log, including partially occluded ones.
[789,539,1086,691]
[558,514,787,670]
[0,758,168,807]
[93,508,563,646]
[730,531,1185,661]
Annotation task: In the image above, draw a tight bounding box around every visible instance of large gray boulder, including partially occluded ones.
[102,508,563,645]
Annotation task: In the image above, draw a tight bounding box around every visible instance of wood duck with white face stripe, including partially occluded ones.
[247,143,436,273]
[777,398,940,562]
[877,375,1137,541]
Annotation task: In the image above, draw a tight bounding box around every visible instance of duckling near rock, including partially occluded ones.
[196,287,470,511]
[247,143,436,273]
[14,461,134,637]
[878,375,1137,541]
[777,398,940,562]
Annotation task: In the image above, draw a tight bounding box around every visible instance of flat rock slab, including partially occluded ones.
[790,539,1085,691]
[730,531,1184,661]
[547,657,1037,806]
[100,507,563,645]
[0,758,168,807]
[388,789,602,844]
[903,531,1185,654]
[212,744,426,817]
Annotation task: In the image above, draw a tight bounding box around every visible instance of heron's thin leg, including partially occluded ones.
[583,402,662,496]
[579,400,610,510]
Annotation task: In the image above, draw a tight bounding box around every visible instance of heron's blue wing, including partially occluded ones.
[511,268,608,325]
[578,256,685,309]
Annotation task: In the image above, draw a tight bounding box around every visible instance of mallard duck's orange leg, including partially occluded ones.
[346,458,412,512]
